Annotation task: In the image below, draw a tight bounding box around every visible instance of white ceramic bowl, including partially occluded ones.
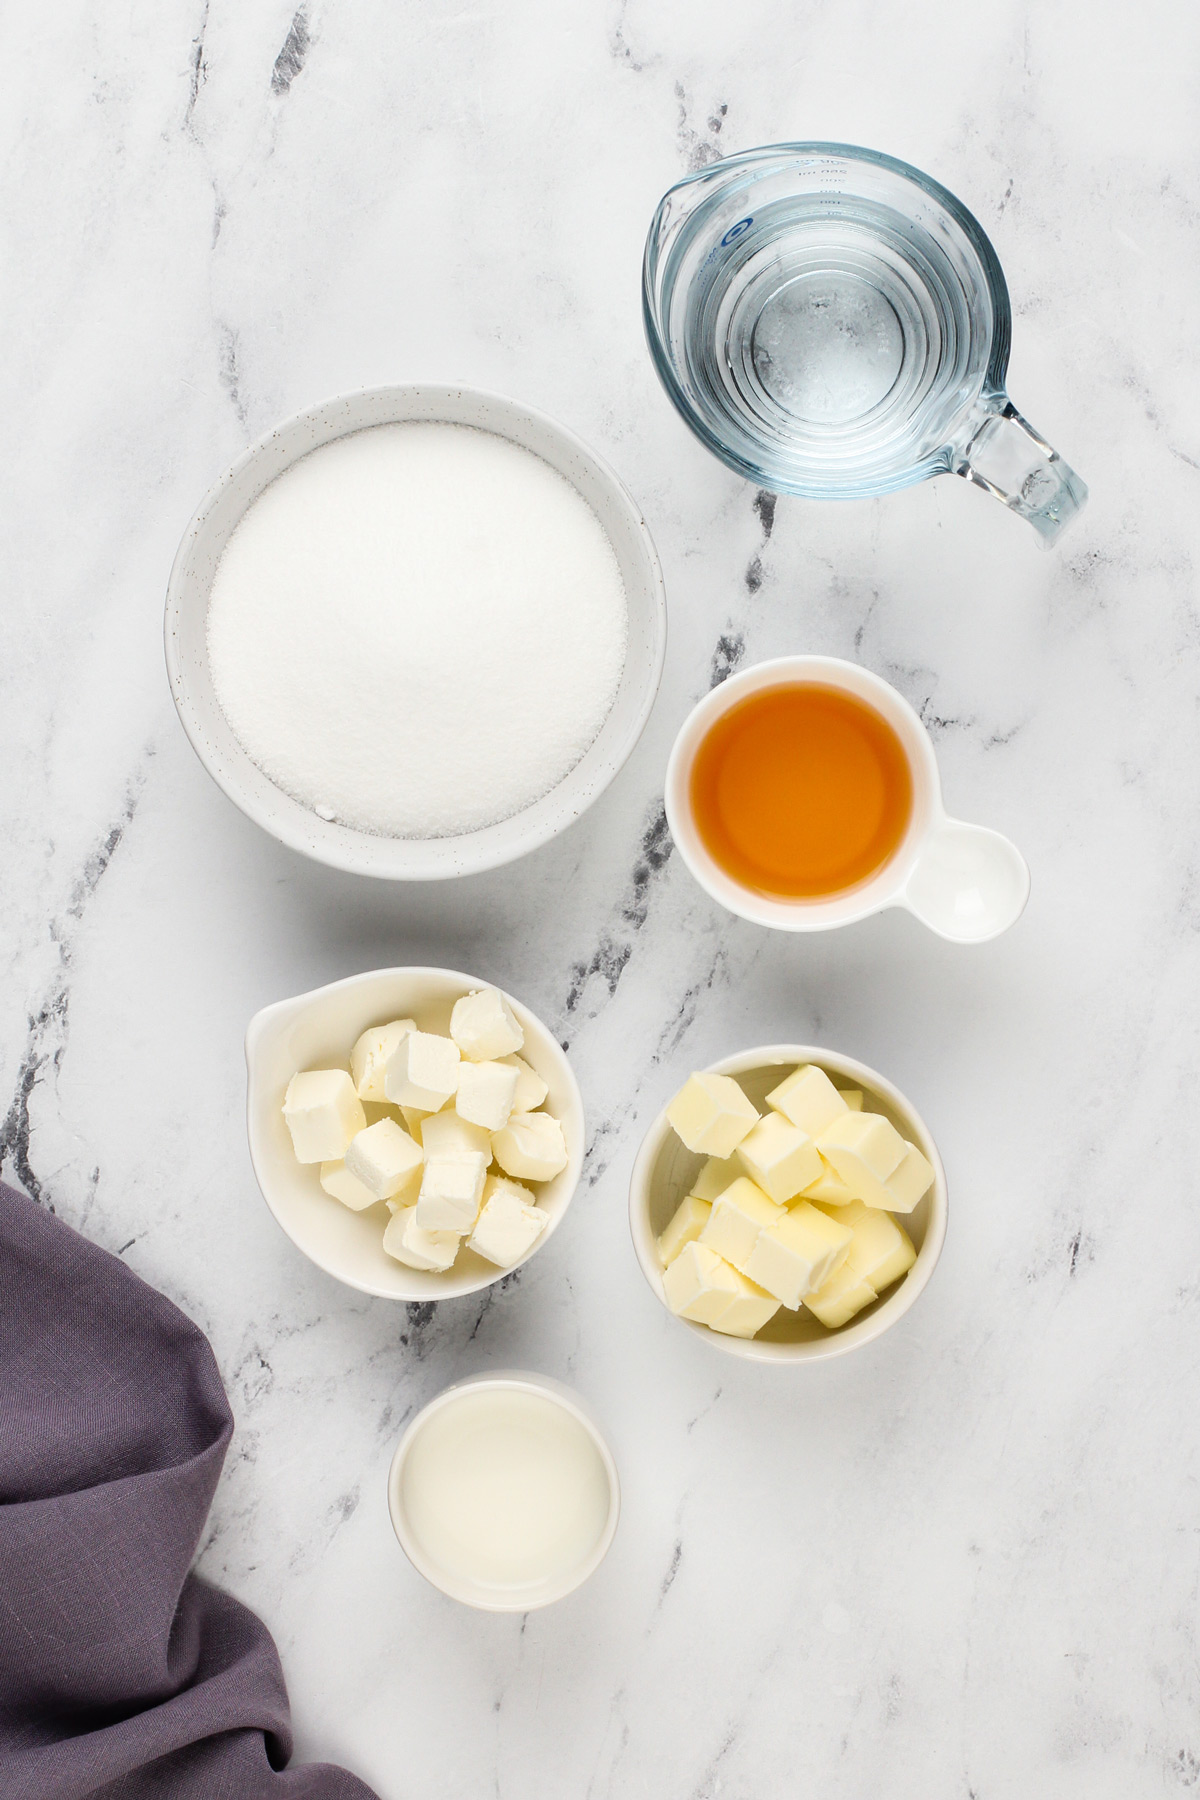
[387,1371,621,1611]
[246,967,584,1300]
[165,384,667,879]
[629,1046,947,1364]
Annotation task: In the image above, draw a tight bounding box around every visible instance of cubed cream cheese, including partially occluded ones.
[688,1154,742,1202]
[766,1063,849,1139]
[816,1110,907,1208]
[468,1176,546,1267]
[803,1258,878,1329]
[319,1159,380,1211]
[349,1019,416,1101]
[455,1059,520,1132]
[344,1118,423,1200]
[382,1205,459,1272]
[418,1108,492,1159]
[415,1151,488,1231]
[501,1053,548,1112]
[665,1072,759,1156]
[661,1242,742,1325]
[743,1201,853,1309]
[384,1029,461,1113]
[491,1111,568,1182]
[735,1111,822,1204]
[699,1175,785,1272]
[449,988,524,1062]
[282,1070,366,1164]
[656,1193,713,1267]
[707,1269,782,1339]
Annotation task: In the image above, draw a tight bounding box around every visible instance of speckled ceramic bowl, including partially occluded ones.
[629,1045,947,1364]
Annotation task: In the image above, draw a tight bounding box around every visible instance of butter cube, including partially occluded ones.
[800,1154,858,1206]
[468,1176,546,1267]
[283,1070,366,1163]
[840,1089,864,1110]
[400,1106,430,1137]
[656,1193,712,1267]
[817,1198,916,1291]
[415,1151,488,1231]
[708,1268,782,1339]
[803,1259,878,1329]
[418,1108,492,1160]
[661,1242,742,1325]
[735,1111,822,1204]
[455,1059,519,1132]
[816,1110,906,1208]
[344,1118,423,1200]
[689,1154,742,1202]
[382,1205,459,1272]
[501,1053,548,1112]
[666,1072,759,1156]
[450,988,524,1062]
[319,1160,380,1211]
[880,1142,935,1214]
[350,1019,416,1101]
[743,1201,853,1309]
[384,1029,460,1113]
[491,1111,568,1182]
[766,1063,848,1139]
[699,1176,785,1271]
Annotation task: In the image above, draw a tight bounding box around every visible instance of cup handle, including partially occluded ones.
[953,394,1087,547]
[900,817,1030,943]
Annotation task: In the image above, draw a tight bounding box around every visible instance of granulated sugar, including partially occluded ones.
[206,422,628,838]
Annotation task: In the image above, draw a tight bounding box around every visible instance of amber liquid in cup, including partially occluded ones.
[689,683,914,898]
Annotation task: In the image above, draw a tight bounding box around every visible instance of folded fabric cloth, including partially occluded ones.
[0,1181,378,1800]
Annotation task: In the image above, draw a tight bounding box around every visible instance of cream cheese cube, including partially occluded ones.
[455,1059,520,1132]
[800,1154,858,1206]
[708,1269,782,1339]
[699,1176,785,1272]
[840,1089,864,1110]
[418,1108,492,1160]
[656,1193,712,1267]
[344,1118,423,1201]
[735,1111,822,1204]
[661,1242,742,1325]
[766,1064,849,1139]
[283,1070,366,1164]
[501,1053,548,1112]
[382,1205,459,1272]
[491,1111,567,1182]
[350,1019,416,1101]
[384,1029,460,1113]
[880,1142,935,1214]
[816,1110,906,1208]
[816,1198,917,1291]
[449,988,524,1062]
[468,1177,546,1267]
[803,1259,878,1329]
[415,1151,488,1231]
[743,1201,853,1309]
[319,1160,380,1212]
[665,1072,759,1156]
[688,1155,742,1202]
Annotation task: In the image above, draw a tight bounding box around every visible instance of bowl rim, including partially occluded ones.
[628,1044,947,1363]
[245,966,585,1301]
[165,381,667,881]
[386,1370,621,1611]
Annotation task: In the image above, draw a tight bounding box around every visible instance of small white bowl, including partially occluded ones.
[245,967,584,1300]
[629,1046,947,1364]
[387,1371,621,1611]
[165,383,667,880]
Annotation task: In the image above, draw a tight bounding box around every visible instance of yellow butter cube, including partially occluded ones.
[881,1142,935,1214]
[699,1175,784,1271]
[743,1201,853,1309]
[813,1198,917,1296]
[766,1063,849,1138]
[708,1268,781,1338]
[735,1111,822,1203]
[840,1089,864,1110]
[657,1193,713,1267]
[666,1072,759,1156]
[688,1154,742,1202]
[816,1110,906,1207]
[283,1069,366,1164]
[662,1242,742,1325]
[800,1154,857,1205]
[804,1259,879,1329]
[350,1019,416,1101]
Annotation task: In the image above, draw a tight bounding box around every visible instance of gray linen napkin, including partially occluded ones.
[0,1181,379,1800]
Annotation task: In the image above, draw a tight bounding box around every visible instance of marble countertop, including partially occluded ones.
[4,4,1199,1795]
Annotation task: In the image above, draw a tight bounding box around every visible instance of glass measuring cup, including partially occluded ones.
[643,143,1087,545]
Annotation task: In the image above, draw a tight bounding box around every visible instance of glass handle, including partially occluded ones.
[954,396,1087,547]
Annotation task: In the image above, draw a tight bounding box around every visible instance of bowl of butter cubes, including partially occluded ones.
[629,1046,947,1363]
[246,968,584,1300]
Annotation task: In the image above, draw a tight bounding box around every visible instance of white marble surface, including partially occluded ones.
[3,3,1200,1795]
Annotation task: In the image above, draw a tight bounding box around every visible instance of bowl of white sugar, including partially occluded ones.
[165,385,666,878]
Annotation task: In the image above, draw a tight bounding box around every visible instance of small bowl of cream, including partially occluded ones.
[387,1372,620,1610]
[165,385,666,879]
